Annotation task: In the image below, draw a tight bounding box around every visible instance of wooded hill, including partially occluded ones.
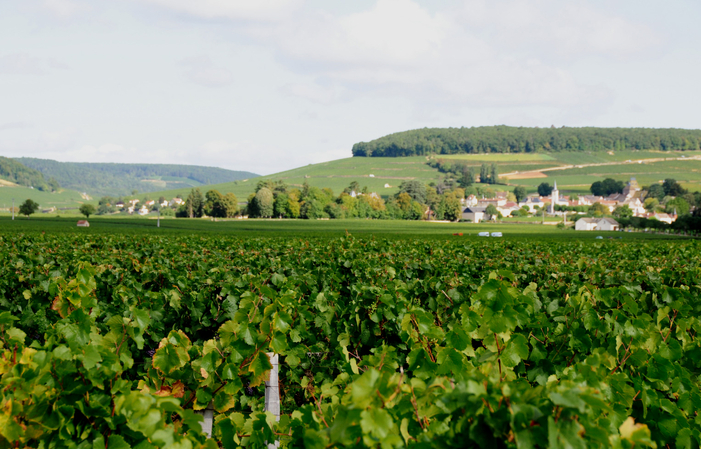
[15,158,259,197]
[352,126,701,157]
[0,156,59,191]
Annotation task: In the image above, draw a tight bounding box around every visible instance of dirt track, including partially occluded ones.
[500,155,701,179]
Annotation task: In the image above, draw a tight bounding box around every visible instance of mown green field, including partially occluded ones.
[0,185,88,212]
[0,216,685,241]
[438,153,556,162]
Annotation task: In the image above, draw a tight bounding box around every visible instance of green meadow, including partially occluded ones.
[0,215,686,241]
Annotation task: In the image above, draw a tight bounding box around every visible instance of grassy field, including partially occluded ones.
[438,153,556,162]
[0,215,687,241]
[0,185,88,212]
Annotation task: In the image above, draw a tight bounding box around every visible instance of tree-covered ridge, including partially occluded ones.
[0,156,59,191]
[352,126,701,157]
[15,157,259,197]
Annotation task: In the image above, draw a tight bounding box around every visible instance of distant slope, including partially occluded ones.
[0,156,58,191]
[15,158,259,198]
[0,184,87,213]
[352,126,701,157]
[140,149,701,202]
[123,156,442,203]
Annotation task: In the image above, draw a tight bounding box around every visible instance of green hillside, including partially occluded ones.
[133,149,701,205]
[0,156,59,191]
[0,184,87,215]
[15,158,259,198]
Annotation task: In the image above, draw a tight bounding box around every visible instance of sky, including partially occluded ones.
[1,0,700,175]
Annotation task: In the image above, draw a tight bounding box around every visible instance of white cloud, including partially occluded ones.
[138,0,301,22]
[41,0,88,19]
[263,0,654,113]
[179,55,233,88]
[280,83,348,105]
[0,122,33,131]
[0,54,47,75]
[455,0,660,60]
[0,53,69,75]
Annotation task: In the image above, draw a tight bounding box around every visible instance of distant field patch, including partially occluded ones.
[503,171,548,179]
[438,153,556,162]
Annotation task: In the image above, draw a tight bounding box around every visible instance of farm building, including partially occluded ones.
[462,206,487,223]
[76,220,90,227]
[575,217,619,231]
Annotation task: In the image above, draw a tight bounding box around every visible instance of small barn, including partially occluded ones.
[462,206,486,223]
[77,220,90,227]
[575,217,619,231]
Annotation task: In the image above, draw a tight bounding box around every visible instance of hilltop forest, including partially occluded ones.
[16,158,259,197]
[352,126,701,157]
[0,156,59,191]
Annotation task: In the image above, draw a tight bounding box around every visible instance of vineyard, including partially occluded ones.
[1,233,700,448]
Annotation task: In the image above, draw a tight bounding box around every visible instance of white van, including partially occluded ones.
[478,232,490,237]
[491,232,503,237]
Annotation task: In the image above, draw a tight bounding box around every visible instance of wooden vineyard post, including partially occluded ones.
[198,402,214,438]
[265,352,280,448]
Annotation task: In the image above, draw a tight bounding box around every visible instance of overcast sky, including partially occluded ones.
[1,0,699,175]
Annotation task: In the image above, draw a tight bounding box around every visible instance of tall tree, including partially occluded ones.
[222,193,239,217]
[662,178,686,197]
[479,164,489,184]
[397,180,427,204]
[18,199,39,218]
[253,187,274,218]
[79,204,96,219]
[513,186,527,203]
[484,204,499,220]
[185,188,204,218]
[458,167,474,188]
[204,190,227,218]
[537,182,553,197]
[490,164,498,184]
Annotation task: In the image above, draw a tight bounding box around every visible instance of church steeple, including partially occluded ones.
[550,180,559,214]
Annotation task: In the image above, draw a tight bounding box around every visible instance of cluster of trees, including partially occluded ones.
[0,156,59,192]
[590,178,625,196]
[428,159,499,185]
[176,189,239,218]
[16,158,258,198]
[352,126,701,157]
[239,179,467,221]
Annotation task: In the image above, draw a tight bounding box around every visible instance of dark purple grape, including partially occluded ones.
[244,383,254,396]
[146,349,156,357]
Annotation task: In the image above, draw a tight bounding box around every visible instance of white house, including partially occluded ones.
[462,206,487,223]
[575,217,620,231]
[519,197,544,212]
[76,220,90,227]
[138,206,149,215]
[169,198,184,207]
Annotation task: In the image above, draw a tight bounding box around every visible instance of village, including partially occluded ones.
[460,177,677,231]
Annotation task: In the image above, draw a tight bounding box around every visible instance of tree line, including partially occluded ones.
[177,179,470,221]
[352,126,701,157]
